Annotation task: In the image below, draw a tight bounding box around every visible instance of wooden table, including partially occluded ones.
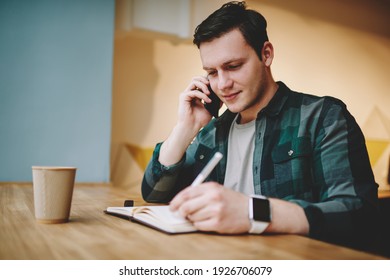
[0,183,386,260]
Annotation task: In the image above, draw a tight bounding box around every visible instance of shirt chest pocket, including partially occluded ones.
[271,137,313,198]
[193,144,218,179]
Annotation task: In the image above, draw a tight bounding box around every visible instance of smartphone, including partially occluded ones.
[204,85,220,118]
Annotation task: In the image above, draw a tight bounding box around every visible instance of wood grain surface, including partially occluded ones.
[0,183,386,260]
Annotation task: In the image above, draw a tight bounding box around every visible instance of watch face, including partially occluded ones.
[253,198,271,222]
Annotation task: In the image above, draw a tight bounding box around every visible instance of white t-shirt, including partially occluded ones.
[224,115,256,196]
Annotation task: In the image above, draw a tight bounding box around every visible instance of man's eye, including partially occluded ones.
[208,71,217,77]
[228,64,241,70]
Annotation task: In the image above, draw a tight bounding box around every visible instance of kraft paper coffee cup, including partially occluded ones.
[32,166,77,224]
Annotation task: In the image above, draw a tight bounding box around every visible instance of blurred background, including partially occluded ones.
[1,0,389,193]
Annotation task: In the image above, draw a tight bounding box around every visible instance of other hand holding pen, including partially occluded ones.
[169,182,251,234]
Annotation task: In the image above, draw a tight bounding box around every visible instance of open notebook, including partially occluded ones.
[104,206,197,234]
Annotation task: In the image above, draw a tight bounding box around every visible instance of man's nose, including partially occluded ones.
[217,72,233,91]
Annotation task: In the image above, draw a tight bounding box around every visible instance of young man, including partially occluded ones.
[142,1,378,251]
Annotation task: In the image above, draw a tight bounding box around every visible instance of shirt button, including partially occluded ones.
[288,150,294,156]
[199,155,205,160]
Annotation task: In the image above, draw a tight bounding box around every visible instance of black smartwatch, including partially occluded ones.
[248,195,271,234]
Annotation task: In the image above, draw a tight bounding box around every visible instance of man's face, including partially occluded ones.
[200,29,269,121]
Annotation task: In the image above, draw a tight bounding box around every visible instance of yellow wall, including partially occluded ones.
[111,0,390,190]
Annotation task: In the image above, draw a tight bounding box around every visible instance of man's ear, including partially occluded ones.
[262,42,274,67]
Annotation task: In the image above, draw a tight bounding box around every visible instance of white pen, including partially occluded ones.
[190,152,223,187]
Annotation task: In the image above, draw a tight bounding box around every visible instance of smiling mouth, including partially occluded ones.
[222,92,240,101]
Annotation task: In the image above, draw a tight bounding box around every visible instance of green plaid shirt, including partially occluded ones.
[142,82,378,250]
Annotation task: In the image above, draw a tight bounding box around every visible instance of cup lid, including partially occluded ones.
[32,166,77,170]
